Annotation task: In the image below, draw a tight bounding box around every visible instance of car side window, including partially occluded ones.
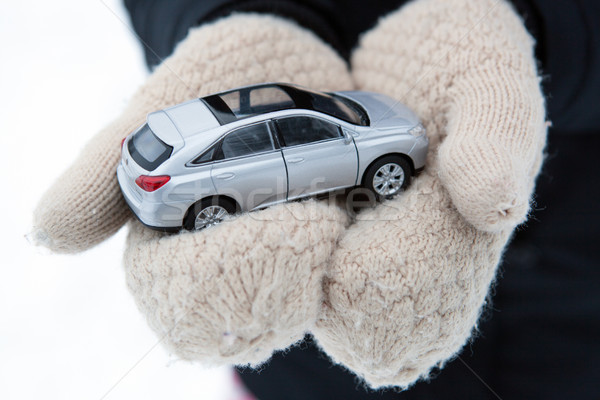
[190,145,217,165]
[275,116,341,147]
[219,122,275,160]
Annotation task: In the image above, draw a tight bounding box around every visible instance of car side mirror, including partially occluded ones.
[343,129,353,145]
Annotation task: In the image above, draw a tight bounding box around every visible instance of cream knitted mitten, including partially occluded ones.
[313,0,546,388]
[33,14,353,364]
[32,1,547,390]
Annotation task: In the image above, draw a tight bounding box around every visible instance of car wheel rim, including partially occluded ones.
[194,205,229,230]
[372,163,404,196]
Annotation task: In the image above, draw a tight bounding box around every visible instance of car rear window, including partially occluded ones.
[128,124,173,171]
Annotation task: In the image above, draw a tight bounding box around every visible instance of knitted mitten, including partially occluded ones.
[312,0,546,389]
[33,14,353,364]
[33,1,547,389]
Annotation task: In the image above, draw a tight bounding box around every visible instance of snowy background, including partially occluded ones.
[0,1,234,399]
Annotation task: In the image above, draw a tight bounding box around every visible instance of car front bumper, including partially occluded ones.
[408,134,429,172]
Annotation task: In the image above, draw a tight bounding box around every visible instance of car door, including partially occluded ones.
[210,121,288,211]
[274,115,358,200]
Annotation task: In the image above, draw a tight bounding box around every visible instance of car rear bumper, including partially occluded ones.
[117,164,186,230]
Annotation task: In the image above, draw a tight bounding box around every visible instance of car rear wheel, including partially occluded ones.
[184,197,237,230]
[363,156,411,199]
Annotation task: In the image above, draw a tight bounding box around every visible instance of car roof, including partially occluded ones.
[162,98,220,139]
[149,83,369,156]
[200,82,366,126]
[147,99,221,152]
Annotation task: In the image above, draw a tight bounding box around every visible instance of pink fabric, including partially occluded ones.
[228,370,257,400]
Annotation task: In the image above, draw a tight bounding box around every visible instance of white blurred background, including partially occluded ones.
[0,1,234,399]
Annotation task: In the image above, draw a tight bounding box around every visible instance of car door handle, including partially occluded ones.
[287,157,304,164]
[216,172,235,180]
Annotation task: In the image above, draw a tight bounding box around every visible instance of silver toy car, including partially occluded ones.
[117,83,428,231]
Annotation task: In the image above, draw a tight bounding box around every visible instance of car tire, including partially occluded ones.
[363,155,411,200]
[184,197,238,231]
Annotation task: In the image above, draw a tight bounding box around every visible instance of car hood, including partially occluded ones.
[335,91,420,129]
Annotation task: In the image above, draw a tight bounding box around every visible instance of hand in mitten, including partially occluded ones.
[312,0,547,388]
[33,0,547,390]
[33,14,353,364]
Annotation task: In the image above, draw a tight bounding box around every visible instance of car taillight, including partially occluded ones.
[135,175,171,192]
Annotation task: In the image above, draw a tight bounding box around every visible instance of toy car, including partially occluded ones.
[117,83,428,231]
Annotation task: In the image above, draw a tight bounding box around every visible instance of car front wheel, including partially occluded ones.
[363,156,411,199]
[184,197,237,230]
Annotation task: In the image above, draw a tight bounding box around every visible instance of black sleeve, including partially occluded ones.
[124,0,600,133]
[123,0,349,66]
[525,0,600,132]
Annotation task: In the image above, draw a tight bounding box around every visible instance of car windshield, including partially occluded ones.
[201,84,369,126]
[317,93,369,126]
[128,124,173,171]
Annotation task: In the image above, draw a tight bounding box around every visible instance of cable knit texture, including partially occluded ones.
[125,200,349,365]
[312,0,546,389]
[32,2,547,391]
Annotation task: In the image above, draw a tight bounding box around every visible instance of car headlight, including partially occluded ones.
[408,123,426,137]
